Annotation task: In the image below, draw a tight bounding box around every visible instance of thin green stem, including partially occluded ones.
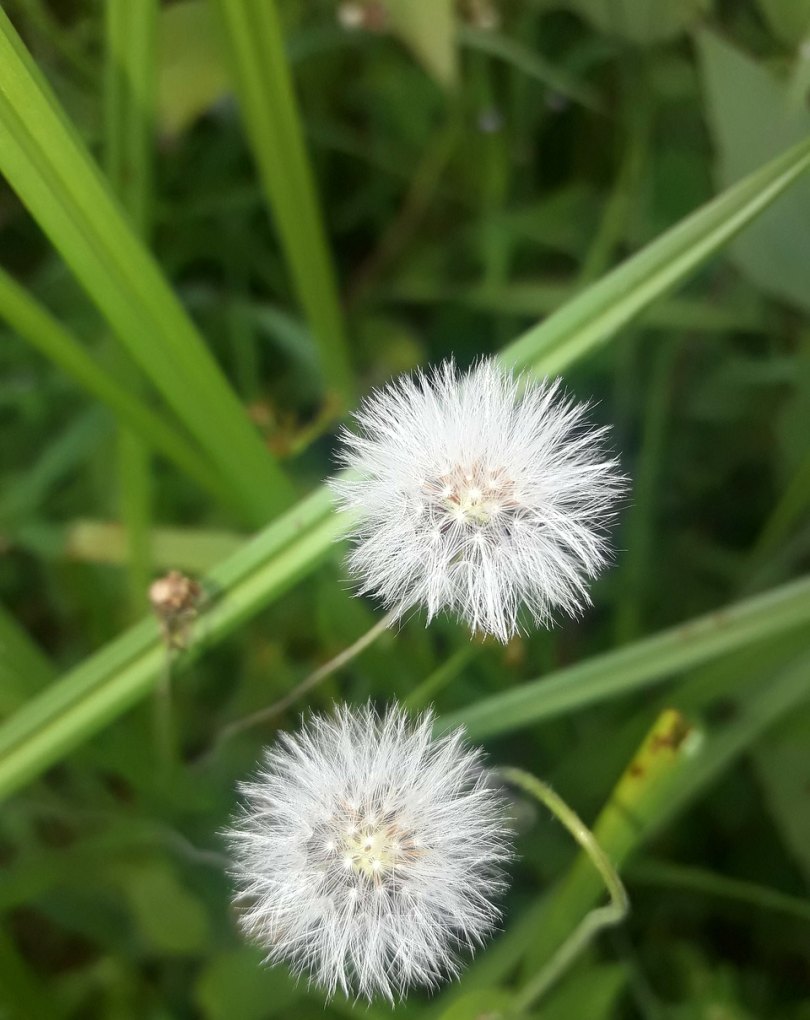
[441,574,810,740]
[205,609,396,759]
[213,0,352,404]
[498,767,629,1011]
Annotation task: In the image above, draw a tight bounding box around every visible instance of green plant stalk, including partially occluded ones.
[613,335,679,643]
[213,0,352,403]
[523,653,810,976]
[0,267,230,507]
[0,8,291,524]
[499,767,629,1010]
[391,280,764,333]
[105,0,157,612]
[458,24,602,112]
[0,489,343,800]
[500,136,810,375]
[440,574,810,740]
[2,138,810,796]
[627,859,810,924]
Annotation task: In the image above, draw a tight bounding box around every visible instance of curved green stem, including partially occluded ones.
[498,767,629,1011]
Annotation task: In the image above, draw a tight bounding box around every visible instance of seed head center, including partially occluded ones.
[342,822,401,878]
[422,462,517,528]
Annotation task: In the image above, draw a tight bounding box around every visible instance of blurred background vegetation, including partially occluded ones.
[1,0,810,1017]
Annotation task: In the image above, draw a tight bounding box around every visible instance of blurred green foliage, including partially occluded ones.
[1,1,810,1018]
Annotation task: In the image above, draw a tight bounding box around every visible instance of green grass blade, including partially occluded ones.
[0,267,231,508]
[0,487,342,801]
[104,0,158,610]
[522,653,810,975]
[0,8,291,524]
[439,575,810,740]
[500,136,810,375]
[458,24,602,112]
[104,0,156,235]
[213,0,353,403]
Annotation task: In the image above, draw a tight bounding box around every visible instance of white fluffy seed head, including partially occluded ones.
[332,358,626,642]
[227,703,512,1002]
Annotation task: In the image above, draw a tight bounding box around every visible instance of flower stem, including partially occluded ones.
[497,766,629,1011]
[204,610,397,759]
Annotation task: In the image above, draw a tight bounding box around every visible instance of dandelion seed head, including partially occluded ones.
[332,357,626,641]
[228,703,511,1002]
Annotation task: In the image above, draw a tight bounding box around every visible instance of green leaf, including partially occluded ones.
[387,0,458,88]
[12,520,244,573]
[697,29,810,313]
[535,964,627,1020]
[120,860,210,954]
[213,0,353,403]
[500,135,810,375]
[157,0,230,136]
[557,0,709,45]
[437,989,514,1019]
[522,653,810,976]
[0,267,230,507]
[756,0,810,46]
[753,705,810,884]
[0,487,342,801]
[439,575,810,740]
[0,9,291,525]
[196,948,300,1020]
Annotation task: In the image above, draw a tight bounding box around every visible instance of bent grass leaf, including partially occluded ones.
[213,0,353,403]
[501,136,810,376]
[0,266,230,508]
[439,575,810,740]
[0,9,291,525]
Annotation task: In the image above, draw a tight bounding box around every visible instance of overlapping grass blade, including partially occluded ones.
[439,574,810,739]
[104,0,158,608]
[0,267,230,507]
[0,9,291,524]
[501,136,810,375]
[0,487,341,800]
[520,651,810,977]
[213,0,352,402]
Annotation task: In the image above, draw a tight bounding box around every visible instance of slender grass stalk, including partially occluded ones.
[0,492,344,801]
[0,267,231,507]
[500,136,810,375]
[628,859,810,924]
[104,0,158,613]
[441,574,810,739]
[391,281,764,333]
[521,652,810,978]
[0,8,292,524]
[213,0,352,403]
[206,609,397,757]
[613,335,679,643]
[499,768,629,1009]
[1,139,810,797]
[458,25,603,112]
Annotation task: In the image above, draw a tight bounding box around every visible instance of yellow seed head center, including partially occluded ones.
[343,824,401,878]
[422,462,518,528]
